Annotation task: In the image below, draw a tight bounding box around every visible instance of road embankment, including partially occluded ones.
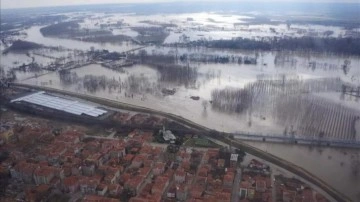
[9,83,352,202]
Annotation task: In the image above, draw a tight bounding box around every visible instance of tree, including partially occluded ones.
[139,49,148,63]
[202,100,208,111]
[342,60,351,75]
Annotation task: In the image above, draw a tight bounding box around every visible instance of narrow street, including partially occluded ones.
[231,168,242,202]
[271,170,276,202]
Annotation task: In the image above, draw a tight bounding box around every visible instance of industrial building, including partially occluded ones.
[11,91,107,118]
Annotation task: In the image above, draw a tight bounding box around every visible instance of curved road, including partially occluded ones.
[9,83,352,202]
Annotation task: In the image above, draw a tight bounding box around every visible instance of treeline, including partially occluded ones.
[40,21,80,37]
[132,26,169,44]
[153,64,198,87]
[79,35,132,43]
[2,40,43,54]
[211,77,342,115]
[40,21,112,38]
[194,37,360,55]
[211,88,253,113]
[179,54,257,65]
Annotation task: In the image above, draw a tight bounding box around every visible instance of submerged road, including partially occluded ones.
[8,83,352,202]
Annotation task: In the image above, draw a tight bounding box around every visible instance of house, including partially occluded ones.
[256,180,266,192]
[119,173,131,185]
[152,162,165,176]
[123,154,135,165]
[247,189,255,200]
[82,164,96,176]
[185,174,194,185]
[138,167,151,178]
[79,177,100,194]
[174,168,186,183]
[125,175,145,194]
[217,159,225,168]
[33,166,55,185]
[108,184,123,198]
[283,190,297,202]
[249,159,269,171]
[63,176,79,193]
[176,184,188,201]
[96,183,108,196]
[131,155,145,168]
[196,176,207,187]
[190,185,204,199]
[239,188,247,199]
[207,176,222,190]
[25,184,50,202]
[230,154,238,168]
[151,176,169,194]
[215,192,231,202]
[109,145,126,158]
[70,158,82,176]
[100,166,120,184]
[167,184,176,198]
[202,154,209,164]
[223,172,234,187]
[40,144,68,166]
[0,126,14,143]
[82,195,119,202]
[86,153,105,167]
[198,167,208,177]
[104,173,119,185]
[129,197,149,202]
[177,150,191,162]
[10,161,37,183]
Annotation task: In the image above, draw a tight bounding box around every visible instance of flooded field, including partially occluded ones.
[1,9,360,201]
[71,12,353,43]
[243,141,360,201]
[24,26,141,52]
[18,50,360,137]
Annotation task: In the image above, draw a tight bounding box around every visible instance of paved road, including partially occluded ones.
[271,171,276,202]
[10,83,350,202]
[231,168,242,202]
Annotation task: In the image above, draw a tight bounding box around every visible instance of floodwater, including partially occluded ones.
[19,50,360,135]
[23,26,141,52]
[1,13,360,200]
[14,52,360,200]
[76,12,348,43]
[243,141,360,201]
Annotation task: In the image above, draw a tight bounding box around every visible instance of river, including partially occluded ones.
[2,24,360,201]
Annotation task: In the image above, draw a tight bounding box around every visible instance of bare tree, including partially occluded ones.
[202,100,208,111]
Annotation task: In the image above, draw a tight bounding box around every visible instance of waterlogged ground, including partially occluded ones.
[24,26,141,52]
[19,50,360,136]
[243,141,360,201]
[74,12,352,43]
[1,18,359,139]
[1,11,360,201]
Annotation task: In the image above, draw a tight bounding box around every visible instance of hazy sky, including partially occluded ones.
[1,0,359,9]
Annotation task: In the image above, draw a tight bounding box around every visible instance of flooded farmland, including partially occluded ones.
[243,141,360,201]
[16,47,360,137]
[1,7,360,201]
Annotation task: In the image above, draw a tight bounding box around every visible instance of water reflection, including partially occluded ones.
[243,141,360,201]
[24,26,141,52]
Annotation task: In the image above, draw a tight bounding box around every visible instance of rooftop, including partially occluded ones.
[11,91,107,117]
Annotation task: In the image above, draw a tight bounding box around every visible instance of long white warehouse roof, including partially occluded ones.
[11,91,107,117]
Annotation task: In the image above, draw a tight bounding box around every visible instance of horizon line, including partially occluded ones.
[1,0,359,10]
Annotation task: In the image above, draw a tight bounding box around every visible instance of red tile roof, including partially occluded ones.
[83,195,119,202]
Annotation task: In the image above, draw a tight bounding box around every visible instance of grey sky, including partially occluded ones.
[1,0,359,9]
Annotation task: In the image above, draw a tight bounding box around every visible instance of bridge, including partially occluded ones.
[232,132,360,148]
